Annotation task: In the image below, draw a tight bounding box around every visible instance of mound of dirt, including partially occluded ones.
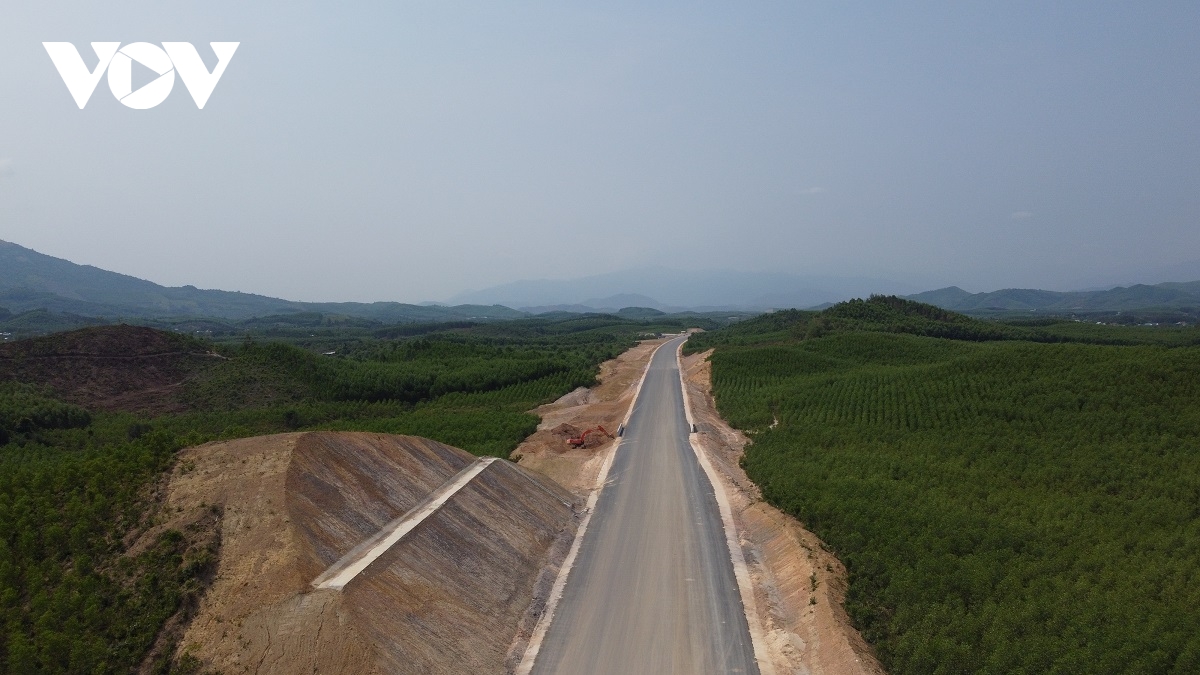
[153,431,579,675]
[0,324,221,414]
[549,422,581,438]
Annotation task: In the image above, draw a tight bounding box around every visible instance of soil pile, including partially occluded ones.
[154,431,579,674]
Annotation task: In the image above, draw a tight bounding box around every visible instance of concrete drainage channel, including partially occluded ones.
[312,457,500,590]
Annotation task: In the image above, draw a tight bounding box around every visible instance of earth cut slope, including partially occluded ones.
[158,431,578,674]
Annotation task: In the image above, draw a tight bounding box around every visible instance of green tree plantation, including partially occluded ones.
[688,298,1200,674]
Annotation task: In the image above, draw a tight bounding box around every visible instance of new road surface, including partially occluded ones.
[529,335,761,674]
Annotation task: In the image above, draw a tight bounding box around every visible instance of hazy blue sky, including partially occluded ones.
[1,2,1198,302]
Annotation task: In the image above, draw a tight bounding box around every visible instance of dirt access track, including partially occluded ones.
[514,338,884,675]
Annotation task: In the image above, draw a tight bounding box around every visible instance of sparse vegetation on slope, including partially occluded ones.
[693,296,1200,674]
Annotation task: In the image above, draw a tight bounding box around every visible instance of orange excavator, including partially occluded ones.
[567,426,613,448]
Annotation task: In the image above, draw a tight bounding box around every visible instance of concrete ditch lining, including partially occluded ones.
[312,457,498,590]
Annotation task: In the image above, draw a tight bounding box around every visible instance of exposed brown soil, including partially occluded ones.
[285,433,475,579]
[512,337,670,495]
[681,349,886,675]
[151,431,579,674]
[0,325,222,414]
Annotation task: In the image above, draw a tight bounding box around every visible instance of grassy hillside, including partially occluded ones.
[0,315,692,674]
[689,297,1200,674]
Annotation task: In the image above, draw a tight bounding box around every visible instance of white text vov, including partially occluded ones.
[43,42,239,109]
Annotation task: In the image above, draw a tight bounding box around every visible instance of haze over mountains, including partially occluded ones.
[909,283,1200,314]
[0,240,521,323]
[446,268,920,312]
[3,239,1200,329]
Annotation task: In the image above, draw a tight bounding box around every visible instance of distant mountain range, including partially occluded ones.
[907,283,1200,313]
[0,240,522,323]
[448,268,920,311]
[450,267,1200,316]
[3,239,1198,333]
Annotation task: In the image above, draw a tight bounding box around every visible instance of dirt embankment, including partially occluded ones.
[680,349,885,675]
[149,431,579,674]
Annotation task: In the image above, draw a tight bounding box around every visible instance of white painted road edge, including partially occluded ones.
[677,340,777,675]
[620,335,670,429]
[312,457,498,590]
[514,338,672,675]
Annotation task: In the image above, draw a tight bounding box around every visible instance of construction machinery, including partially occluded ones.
[567,426,613,448]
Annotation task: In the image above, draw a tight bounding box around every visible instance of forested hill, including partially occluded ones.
[0,239,522,322]
[908,281,1200,313]
[691,296,1200,349]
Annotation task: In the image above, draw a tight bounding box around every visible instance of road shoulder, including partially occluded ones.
[680,348,886,675]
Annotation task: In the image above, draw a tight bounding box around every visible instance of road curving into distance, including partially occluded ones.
[527,335,761,675]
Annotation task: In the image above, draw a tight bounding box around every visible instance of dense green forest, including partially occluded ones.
[0,315,691,674]
[688,298,1200,673]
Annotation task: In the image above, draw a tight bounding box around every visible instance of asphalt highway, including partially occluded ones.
[530,335,760,675]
